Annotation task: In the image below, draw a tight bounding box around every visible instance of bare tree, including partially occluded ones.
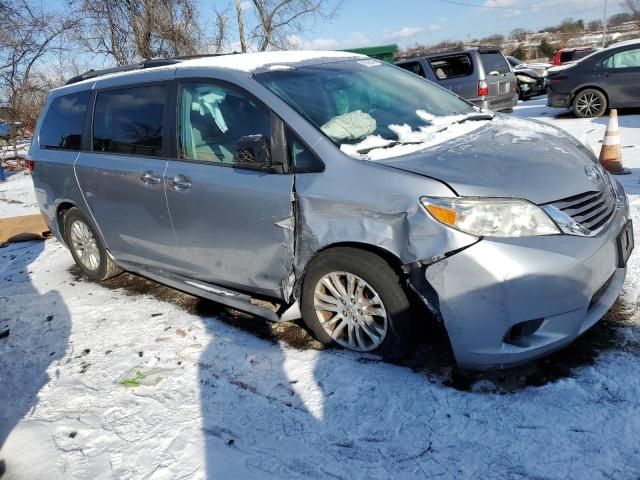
[235,0,339,51]
[74,0,204,65]
[622,0,640,18]
[212,9,231,54]
[0,0,78,156]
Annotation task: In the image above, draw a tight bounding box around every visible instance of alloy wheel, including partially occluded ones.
[575,92,604,117]
[69,219,101,271]
[313,271,388,352]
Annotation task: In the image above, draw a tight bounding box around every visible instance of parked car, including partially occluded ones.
[395,47,518,112]
[505,57,546,100]
[547,40,640,117]
[552,47,596,66]
[506,56,551,75]
[30,51,632,369]
[0,122,10,139]
[0,122,18,142]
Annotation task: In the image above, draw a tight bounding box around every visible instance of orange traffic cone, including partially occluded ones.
[599,109,631,175]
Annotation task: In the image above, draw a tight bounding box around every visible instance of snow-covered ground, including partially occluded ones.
[0,172,40,218]
[2,99,640,479]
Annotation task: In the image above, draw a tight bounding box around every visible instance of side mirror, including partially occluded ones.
[235,134,272,170]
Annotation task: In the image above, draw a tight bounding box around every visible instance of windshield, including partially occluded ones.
[507,56,523,67]
[256,59,481,159]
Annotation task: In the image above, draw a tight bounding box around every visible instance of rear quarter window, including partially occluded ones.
[397,61,426,77]
[480,52,510,74]
[39,91,91,150]
[428,55,473,80]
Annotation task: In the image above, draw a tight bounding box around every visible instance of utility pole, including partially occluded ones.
[235,0,247,53]
[602,0,608,48]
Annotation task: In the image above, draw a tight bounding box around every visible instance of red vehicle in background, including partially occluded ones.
[552,47,596,65]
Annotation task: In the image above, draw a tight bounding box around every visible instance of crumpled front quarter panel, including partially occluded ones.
[293,140,479,277]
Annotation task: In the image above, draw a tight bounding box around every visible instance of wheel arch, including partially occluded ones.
[571,85,610,106]
[293,242,410,304]
[55,201,110,255]
[55,201,78,246]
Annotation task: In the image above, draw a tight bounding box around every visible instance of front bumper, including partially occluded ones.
[418,186,630,370]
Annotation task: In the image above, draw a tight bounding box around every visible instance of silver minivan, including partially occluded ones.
[30,51,632,369]
[396,47,518,112]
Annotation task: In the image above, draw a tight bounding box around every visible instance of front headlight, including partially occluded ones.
[421,197,560,237]
[516,74,537,84]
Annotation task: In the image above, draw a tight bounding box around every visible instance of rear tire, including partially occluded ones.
[63,207,122,281]
[572,88,607,118]
[300,248,413,359]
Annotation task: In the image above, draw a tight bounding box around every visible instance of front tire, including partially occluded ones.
[300,248,413,359]
[63,207,121,281]
[572,89,607,118]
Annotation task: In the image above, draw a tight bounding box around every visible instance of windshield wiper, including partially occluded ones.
[356,140,423,154]
[456,113,495,123]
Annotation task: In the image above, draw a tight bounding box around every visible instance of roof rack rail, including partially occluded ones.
[65,58,179,85]
[170,52,239,60]
[398,44,502,60]
[65,52,240,85]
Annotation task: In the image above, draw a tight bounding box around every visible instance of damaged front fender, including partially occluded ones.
[289,139,478,306]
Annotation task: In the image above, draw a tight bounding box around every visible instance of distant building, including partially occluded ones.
[341,44,399,63]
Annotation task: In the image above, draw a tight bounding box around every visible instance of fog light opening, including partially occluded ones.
[505,318,544,347]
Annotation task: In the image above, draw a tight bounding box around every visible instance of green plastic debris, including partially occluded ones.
[117,365,172,387]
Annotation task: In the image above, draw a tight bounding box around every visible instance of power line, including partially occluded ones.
[432,0,591,10]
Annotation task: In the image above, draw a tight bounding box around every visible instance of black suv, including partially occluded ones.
[546,40,640,117]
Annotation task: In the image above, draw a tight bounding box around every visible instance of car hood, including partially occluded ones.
[514,68,543,79]
[376,115,602,205]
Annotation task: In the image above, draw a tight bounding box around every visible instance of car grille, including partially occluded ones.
[550,182,616,233]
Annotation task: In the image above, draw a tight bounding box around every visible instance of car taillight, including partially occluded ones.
[478,80,488,97]
[26,158,35,172]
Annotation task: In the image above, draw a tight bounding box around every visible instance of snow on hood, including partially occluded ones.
[340,111,492,161]
[374,114,601,204]
[490,115,563,143]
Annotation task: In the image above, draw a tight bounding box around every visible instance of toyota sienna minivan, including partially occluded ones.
[30,51,633,369]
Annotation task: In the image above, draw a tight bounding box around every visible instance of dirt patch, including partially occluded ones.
[69,267,323,351]
[68,266,638,392]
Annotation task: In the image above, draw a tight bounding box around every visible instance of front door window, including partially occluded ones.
[178,83,270,165]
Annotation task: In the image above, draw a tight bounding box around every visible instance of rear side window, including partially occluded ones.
[428,55,472,80]
[398,62,426,77]
[560,51,574,63]
[574,50,593,61]
[480,52,510,74]
[93,84,166,157]
[40,91,90,150]
[601,48,640,69]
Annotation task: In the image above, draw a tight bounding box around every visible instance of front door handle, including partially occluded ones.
[140,171,162,184]
[168,174,192,192]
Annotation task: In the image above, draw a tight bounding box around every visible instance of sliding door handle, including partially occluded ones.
[140,171,162,184]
